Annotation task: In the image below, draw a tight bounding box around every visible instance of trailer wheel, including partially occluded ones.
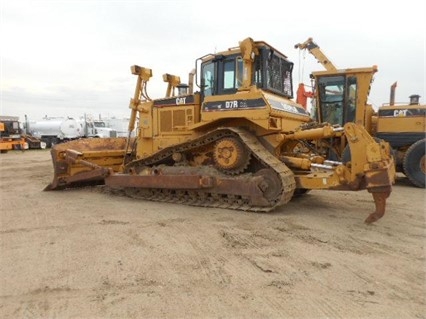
[403,138,426,188]
[41,137,52,148]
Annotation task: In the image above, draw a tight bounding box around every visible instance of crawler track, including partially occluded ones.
[117,128,296,212]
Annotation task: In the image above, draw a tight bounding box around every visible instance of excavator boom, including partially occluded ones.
[294,37,337,71]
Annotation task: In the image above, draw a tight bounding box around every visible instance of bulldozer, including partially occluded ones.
[294,37,425,188]
[46,38,395,224]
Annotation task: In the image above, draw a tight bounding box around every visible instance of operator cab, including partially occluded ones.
[198,42,294,99]
[314,75,358,126]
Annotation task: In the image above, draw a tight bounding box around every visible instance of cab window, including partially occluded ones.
[318,76,345,125]
[223,57,243,93]
[317,75,358,125]
[201,62,215,96]
[223,60,235,90]
[346,77,357,123]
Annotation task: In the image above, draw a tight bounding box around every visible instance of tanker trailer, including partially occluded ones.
[27,117,82,148]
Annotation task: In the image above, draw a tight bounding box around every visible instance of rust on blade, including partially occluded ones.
[46,137,129,191]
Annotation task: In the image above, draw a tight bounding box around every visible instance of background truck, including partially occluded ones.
[26,116,82,148]
[82,118,118,139]
[25,116,117,148]
[295,38,425,188]
[0,116,29,153]
[104,117,134,137]
[45,37,395,224]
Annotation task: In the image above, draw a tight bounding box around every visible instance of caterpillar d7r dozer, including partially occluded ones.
[46,38,395,224]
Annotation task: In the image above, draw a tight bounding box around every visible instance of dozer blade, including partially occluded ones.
[45,137,130,191]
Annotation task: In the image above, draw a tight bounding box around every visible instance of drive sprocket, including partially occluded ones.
[213,137,250,174]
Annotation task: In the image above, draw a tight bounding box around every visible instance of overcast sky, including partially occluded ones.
[1,0,425,122]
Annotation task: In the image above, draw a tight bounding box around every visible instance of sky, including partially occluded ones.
[1,0,425,122]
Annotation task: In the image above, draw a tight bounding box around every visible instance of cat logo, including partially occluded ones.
[393,109,408,117]
[176,97,187,105]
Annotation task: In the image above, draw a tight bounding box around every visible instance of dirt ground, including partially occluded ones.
[0,149,425,319]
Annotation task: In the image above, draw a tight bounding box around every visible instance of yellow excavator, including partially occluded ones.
[46,38,395,223]
[295,37,425,188]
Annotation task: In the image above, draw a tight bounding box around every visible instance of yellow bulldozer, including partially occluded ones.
[46,38,396,224]
[295,37,425,188]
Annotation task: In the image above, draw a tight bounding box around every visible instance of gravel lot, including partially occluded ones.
[1,149,425,318]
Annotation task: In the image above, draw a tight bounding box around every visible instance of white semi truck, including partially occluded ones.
[87,119,118,138]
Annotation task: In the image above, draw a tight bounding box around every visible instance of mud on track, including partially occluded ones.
[1,150,425,318]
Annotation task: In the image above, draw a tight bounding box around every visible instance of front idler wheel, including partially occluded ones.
[254,168,282,203]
